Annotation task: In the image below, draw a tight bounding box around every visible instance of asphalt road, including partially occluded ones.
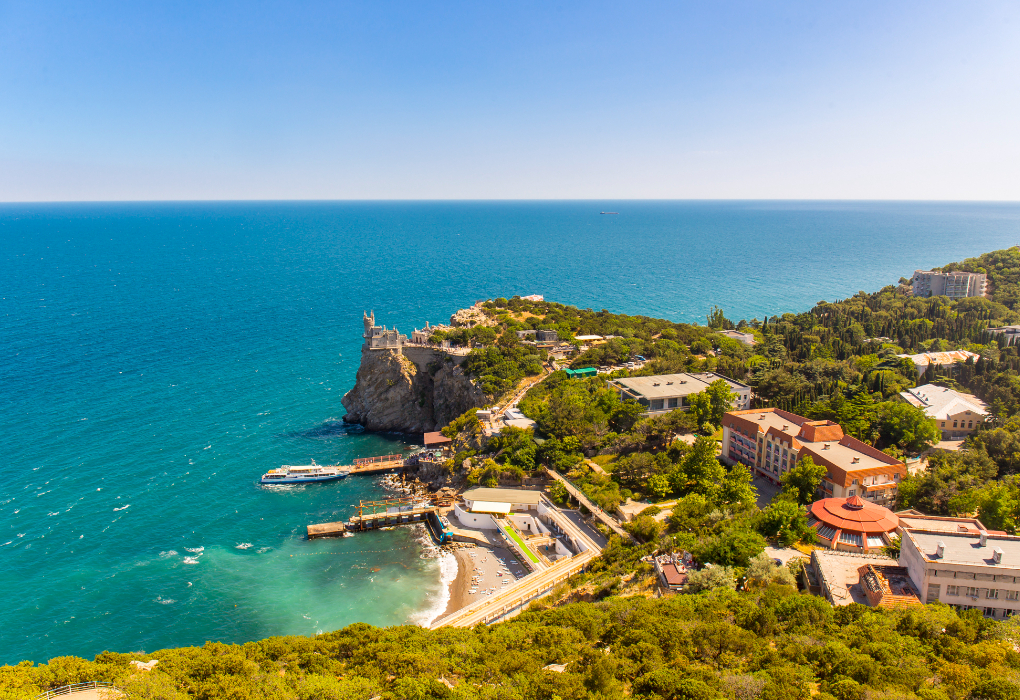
[561,509,609,549]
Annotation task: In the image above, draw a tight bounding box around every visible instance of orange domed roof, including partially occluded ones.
[810,495,898,534]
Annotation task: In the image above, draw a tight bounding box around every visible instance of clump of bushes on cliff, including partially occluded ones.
[6,587,1020,700]
[440,408,482,442]
[461,332,544,399]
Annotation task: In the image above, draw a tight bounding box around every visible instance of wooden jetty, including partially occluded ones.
[346,496,439,531]
[348,454,406,475]
[307,521,346,539]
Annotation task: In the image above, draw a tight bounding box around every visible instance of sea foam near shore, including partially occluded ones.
[408,550,458,628]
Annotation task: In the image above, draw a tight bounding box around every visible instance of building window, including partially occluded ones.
[968,587,980,597]
[984,607,997,618]
[987,589,1000,600]
[969,421,973,428]
[1007,590,1019,601]
[942,422,946,427]
[848,489,856,497]
[668,398,678,409]
[947,585,960,596]
[954,421,958,428]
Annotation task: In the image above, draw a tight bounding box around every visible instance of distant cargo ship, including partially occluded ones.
[261,460,349,484]
[600,211,619,215]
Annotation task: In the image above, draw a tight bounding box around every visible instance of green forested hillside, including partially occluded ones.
[5,589,1020,700]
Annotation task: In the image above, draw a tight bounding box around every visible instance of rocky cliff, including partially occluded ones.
[341,346,487,433]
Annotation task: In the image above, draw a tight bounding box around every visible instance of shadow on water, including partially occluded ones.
[283,420,421,451]
[283,419,362,440]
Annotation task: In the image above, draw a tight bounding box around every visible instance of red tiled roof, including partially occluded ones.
[423,432,452,445]
[661,563,688,586]
[811,496,899,534]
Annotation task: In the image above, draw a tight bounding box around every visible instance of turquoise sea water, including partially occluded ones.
[2,200,1020,664]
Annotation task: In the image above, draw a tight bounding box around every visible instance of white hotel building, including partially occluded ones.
[899,527,1020,618]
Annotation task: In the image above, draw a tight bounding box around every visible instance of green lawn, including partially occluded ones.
[501,522,541,564]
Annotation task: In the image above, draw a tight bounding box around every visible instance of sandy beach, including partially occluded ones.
[440,544,526,618]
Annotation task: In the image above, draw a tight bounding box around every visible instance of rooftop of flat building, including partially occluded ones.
[899,384,988,419]
[897,513,985,535]
[812,550,896,606]
[804,438,899,472]
[896,350,980,366]
[462,487,542,505]
[905,529,1020,568]
[611,372,749,399]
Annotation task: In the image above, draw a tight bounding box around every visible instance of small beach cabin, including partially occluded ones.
[423,431,453,449]
[564,367,597,379]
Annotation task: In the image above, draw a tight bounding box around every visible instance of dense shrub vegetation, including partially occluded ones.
[5,590,1020,700]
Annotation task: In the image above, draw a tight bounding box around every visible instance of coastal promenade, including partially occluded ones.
[544,467,635,542]
[432,548,597,629]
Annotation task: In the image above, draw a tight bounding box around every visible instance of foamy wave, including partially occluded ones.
[235,542,253,550]
[257,547,271,553]
[159,550,178,558]
[182,557,200,565]
[155,597,175,604]
[48,512,60,516]
[113,504,130,511]
[185,546,204,553]
[408,551,458,628]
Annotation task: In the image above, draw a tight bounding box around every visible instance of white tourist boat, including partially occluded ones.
[260,460,350,485]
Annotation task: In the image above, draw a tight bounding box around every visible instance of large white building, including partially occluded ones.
[897,384,988,440]
[609,372,751,415]
[899,527,1020,618]
[911,270,988,300]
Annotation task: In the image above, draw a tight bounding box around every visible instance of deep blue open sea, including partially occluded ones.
[2,200,1020,664]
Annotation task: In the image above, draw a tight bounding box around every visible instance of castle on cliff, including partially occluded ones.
[362,311,407,350]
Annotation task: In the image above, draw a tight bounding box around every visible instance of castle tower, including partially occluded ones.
[363,310,375,340]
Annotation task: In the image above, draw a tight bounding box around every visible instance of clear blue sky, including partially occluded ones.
[1,1,1018,200]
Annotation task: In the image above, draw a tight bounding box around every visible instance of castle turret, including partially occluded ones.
[363,310,376,341]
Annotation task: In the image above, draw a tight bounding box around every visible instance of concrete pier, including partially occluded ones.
[306,521,346,539]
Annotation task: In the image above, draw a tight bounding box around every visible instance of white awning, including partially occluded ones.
[468,501,512,514]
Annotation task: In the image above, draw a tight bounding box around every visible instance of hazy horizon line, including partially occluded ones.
[2,198,1020,205]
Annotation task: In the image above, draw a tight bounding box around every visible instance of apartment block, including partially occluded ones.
[722,408,907,505]
[911,270,988,300]
[899,527,1020,619]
